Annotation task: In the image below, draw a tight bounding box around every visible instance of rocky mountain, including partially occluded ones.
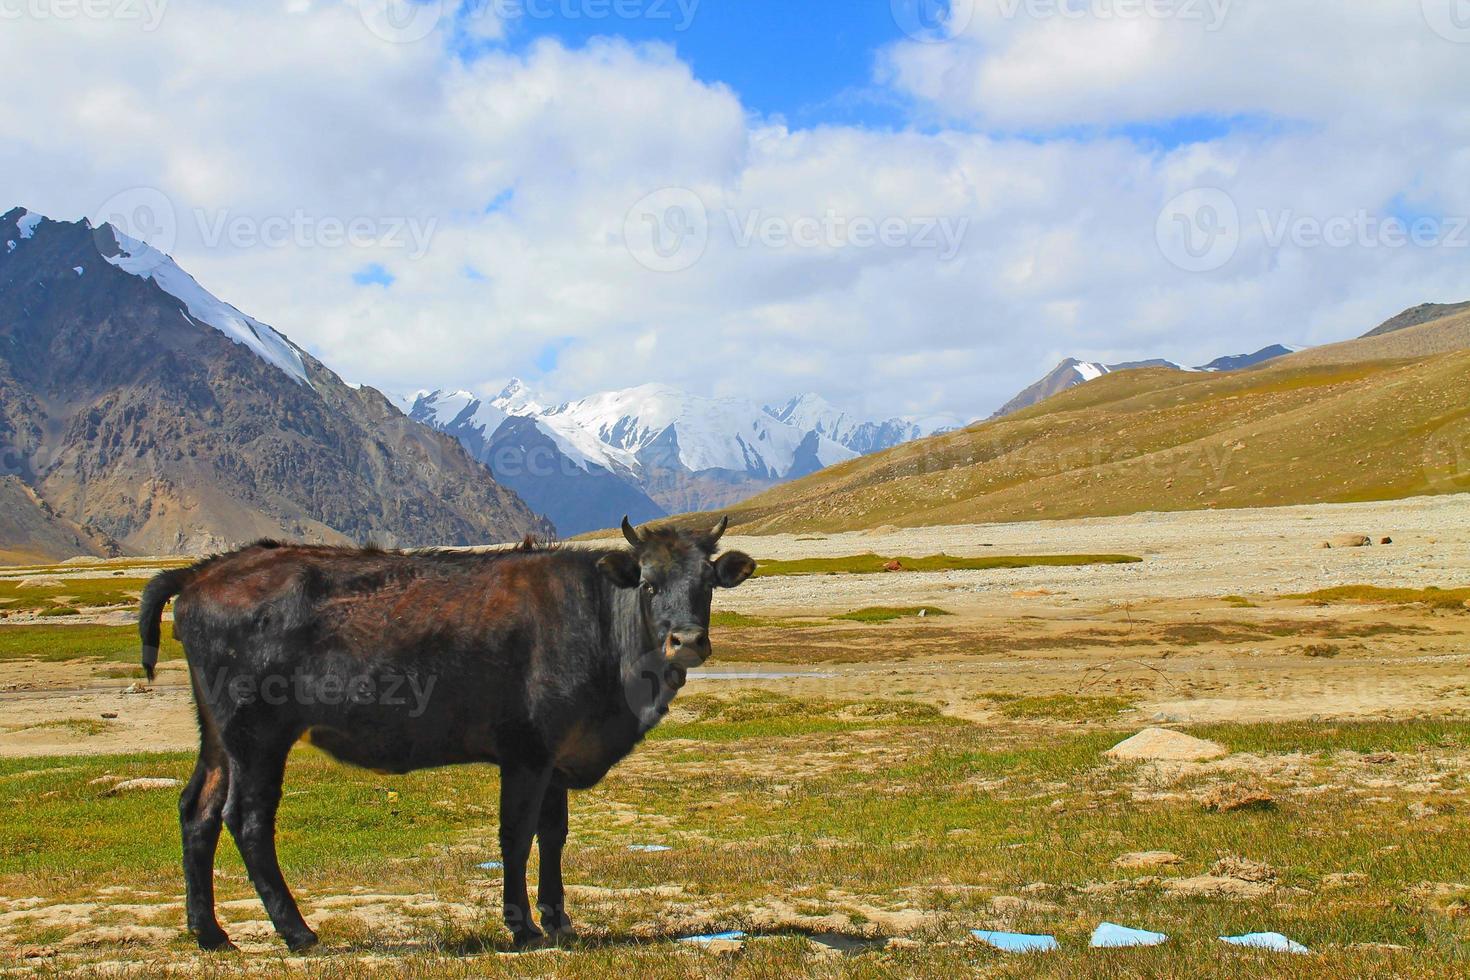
[993,346,1298,418]
[410,381,862,529]
[1362,301,1470,338]
[406,383,665,536]
[763,393,961,455]
[0,207,545,560]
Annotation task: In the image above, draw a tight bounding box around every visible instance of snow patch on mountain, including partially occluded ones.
[98,225,311,386]
[16,210,43,240]
[766,393,961,455]
[545,383,855,477]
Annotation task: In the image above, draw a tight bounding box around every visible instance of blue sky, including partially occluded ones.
[9,0,1467,417]
[481,0,916,129]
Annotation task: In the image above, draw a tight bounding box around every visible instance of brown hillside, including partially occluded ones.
[1285,306,1470,366]
[717,347,1470,533]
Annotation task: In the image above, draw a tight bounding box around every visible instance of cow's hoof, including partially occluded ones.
[284,929,319,954]
[548,925,579,946]
[195,929,236,953]
[510,930,548,951]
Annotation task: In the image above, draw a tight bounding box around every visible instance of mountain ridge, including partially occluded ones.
[0,208,545,560]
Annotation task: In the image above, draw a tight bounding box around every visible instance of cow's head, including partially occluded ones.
[598,516,756,673]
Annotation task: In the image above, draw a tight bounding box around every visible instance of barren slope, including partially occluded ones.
[716,347,1470,533]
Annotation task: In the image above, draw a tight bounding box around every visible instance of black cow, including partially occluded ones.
[137,517,755,952]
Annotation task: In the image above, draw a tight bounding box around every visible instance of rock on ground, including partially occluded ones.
[1105,728,1228,762]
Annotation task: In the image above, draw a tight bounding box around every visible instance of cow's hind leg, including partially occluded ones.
[179,724,232,951]
[222,739,318,952]
[536,784,573,940]
[499,765,552,948]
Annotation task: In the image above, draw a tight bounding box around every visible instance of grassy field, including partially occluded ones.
[753,554,1142,577]
[0,622,169,664]
[1,693,1467,976]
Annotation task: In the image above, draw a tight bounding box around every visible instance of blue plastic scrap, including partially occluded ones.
[679,931,745,944]
[628,844,672,852]
[1090,922,1169,948]
[971,930,1060,953]
[1220,932,1311,954]
[475,861,502,870]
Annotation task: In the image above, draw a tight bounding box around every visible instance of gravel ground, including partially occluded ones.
[682,493,1470,614]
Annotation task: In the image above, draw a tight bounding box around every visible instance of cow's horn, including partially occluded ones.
[709,516,729,542]
[621,516,642,549]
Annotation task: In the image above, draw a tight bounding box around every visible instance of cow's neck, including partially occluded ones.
[603,580,680,736]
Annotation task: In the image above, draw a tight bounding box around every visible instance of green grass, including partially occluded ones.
[3,718,113,737]
[2,700,1469,975]
[708,611,796,629]
[1291,585,1470,611]
[0,622,174,664]
[978,693,1137,722]
[753,553,1142,577]
[0,576,149,615]
[831,606,953,623]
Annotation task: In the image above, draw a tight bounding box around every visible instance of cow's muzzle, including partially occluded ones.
[663,628,712,686]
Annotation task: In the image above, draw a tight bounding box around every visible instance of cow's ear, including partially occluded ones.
[714,551,756,588]
[597,552,641,589]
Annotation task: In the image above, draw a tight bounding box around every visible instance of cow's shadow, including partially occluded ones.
[343,926,893,958]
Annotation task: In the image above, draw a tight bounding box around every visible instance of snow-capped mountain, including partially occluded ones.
[544,384,855,479]
[409,381,870,531]
[0,207,544,559]
[407,383,663,535]
[764,393,961,455]
[993,346,1301,418]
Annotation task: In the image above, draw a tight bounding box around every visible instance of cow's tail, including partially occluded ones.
[139,567,194,681]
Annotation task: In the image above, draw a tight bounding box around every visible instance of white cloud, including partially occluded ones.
[2,0,1467,420]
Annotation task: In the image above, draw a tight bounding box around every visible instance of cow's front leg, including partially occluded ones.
[536,784,573,940]
[499,765,552,949]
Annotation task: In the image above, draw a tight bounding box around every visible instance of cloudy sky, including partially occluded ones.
[5,0,1469,419]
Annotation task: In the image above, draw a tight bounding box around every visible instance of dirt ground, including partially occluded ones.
[3,494,1468,757]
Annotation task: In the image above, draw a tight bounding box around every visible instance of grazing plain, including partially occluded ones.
[1,495,1468,977]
